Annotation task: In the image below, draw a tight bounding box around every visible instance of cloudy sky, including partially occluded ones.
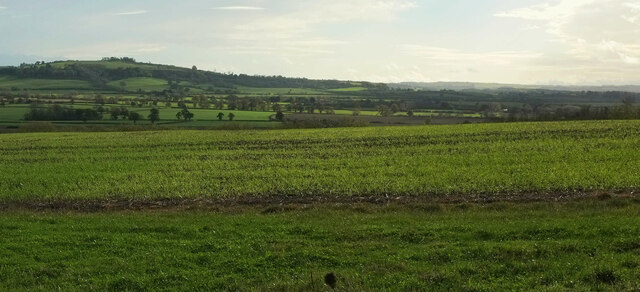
[0,0,639,85]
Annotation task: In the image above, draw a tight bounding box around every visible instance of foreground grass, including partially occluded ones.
[1,199,639,290]
[1,120,639,200]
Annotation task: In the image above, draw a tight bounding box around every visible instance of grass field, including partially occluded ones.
[235,86,328,95]
[2,120,640,290]
[106,77,170,92]
[1,200,640,290]
[0,77,94,90]
[0,105,276,128]
[1,120,638,201]
[327,87,368,92]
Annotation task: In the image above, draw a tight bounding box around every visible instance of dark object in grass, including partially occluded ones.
[593,269,617,285]
[596,192,613,200]
[324,272,337,289]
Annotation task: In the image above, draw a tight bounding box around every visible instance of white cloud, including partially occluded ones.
[229,0,416,40]
[212,6,265,10]
[210,38,345,57]
[494,0,640,81]
[622,2,640,23]
[494,0,597,21]
[597,40,640,64]
[116,10,147,16]
[402,45,540,65]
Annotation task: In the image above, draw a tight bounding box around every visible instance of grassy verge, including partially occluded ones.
[1,199,639,290]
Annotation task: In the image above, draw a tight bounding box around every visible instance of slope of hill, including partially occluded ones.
[0,57,387,94]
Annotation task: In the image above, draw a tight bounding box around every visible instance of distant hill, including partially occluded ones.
[0,57,387,94]
[391,82,640,93]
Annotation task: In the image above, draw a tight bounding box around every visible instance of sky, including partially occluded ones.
[0,0,639,85]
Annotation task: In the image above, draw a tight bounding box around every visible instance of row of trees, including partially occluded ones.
[24,105,102,122]
[501,103,640,122]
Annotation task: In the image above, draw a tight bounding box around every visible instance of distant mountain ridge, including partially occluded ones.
[391,82,640,93]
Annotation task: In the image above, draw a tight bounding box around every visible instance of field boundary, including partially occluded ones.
[1,191,637,212]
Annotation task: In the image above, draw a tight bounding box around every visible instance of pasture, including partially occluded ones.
[1,201,639,290]
[0,76,93,91]
[0,120,638,201]
[0,104,277,128]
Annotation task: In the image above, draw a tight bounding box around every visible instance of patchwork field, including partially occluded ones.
[1,120,638,202]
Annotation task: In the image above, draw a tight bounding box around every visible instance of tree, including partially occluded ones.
[95,95,105,105]
[165,101,172,108]
[390,103,400,113]
[377,105,393,117]
[198,96,211,108]
[275,111,284,121]
[217,112,225,121]
[179,108,194,121]
[148,108,160,124]
[325,107,335,114]
[407,110,414,117]
[128,112,141,124]
[119,81,127,91]
[228,112,235,121]
[215,99,225,110]
[110,109,119,120]
[272,103,282,112]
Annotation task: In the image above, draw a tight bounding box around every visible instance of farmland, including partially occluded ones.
[3,59,640,134]
[2,60,640,291]
[0,104,278,128]
[2,200,640,291]
[1,120,638,202]
[1,118,640,290]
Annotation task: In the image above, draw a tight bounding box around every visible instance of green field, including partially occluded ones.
[2,120,640,290]
[327,87,368,92]
[0,105,276,128]
[2,201,640,290]
[106,77,171,92]
[235,86,328,95]
[1,120,638,201]
[0,76,93,90]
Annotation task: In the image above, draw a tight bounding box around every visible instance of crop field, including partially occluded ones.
[0,120,638,201]
[1,120,640,290]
